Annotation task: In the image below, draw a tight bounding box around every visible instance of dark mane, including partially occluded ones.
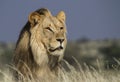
[16,22,31,47]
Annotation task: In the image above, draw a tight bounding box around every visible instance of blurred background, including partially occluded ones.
[0,0,120,70]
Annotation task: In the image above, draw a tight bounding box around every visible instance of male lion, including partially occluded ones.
[13,8,67,81]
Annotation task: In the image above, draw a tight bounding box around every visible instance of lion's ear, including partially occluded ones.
[28,12,41,26]
[56,11,66,21]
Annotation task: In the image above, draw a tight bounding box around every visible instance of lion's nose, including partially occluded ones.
[56,39,64,44]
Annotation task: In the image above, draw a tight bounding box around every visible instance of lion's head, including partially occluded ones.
[13,8,67,78]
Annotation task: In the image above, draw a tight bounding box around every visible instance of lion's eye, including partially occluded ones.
[45,27,54,33]
[60,27,63,30]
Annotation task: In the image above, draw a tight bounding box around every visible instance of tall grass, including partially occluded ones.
[0,59,120,82]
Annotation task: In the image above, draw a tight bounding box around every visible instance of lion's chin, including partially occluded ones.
[50,52,64,56]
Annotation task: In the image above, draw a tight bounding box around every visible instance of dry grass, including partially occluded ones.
[0,60,120,82]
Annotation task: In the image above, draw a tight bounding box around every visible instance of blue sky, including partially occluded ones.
[0,0,120,42]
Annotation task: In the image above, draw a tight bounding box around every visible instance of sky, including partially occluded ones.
[0,0,120,42]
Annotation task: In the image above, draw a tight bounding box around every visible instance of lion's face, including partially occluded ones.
[29,9,67,58]
[41,17,67,56]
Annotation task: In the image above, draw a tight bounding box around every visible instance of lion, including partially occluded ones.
[13,8,67,81]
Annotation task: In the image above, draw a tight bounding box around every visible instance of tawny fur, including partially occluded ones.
[13,8,67,80]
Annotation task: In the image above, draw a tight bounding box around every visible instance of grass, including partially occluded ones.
[0,59,120,82]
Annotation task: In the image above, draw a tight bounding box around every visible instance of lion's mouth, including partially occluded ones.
[49,46,63,52]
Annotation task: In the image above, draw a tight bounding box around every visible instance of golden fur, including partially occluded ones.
[13,8,67,80]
